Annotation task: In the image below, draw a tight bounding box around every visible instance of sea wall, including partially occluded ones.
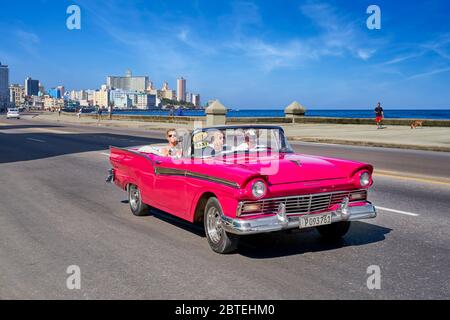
[284,117,450,127]
[61,112,450,127]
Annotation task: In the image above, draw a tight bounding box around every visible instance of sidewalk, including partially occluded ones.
[30,113,450,152]
[283,123,450,152]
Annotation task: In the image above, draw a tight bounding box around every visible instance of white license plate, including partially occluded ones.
[299,213,332,229]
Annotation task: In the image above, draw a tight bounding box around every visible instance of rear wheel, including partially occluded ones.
[316,221,351,240]
[204,197,239,254]
[128,184,149,216]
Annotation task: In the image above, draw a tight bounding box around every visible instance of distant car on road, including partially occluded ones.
[6,108,20,119]
[107,125,377,253]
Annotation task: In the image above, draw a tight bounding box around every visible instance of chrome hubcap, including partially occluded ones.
[206,207,222,244]
[129,187,140,211]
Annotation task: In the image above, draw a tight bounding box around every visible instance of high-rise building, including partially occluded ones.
[48,87,63,99]
[57,86,65,97]
[111,91,133,109]
[25,77,39,96]
[0,62,9,110]
[110,89,156,109]
[107,70,149,92]
[135,93,156,109]
[176,77,186,102]
[38,82,45,96]
[86,90,96,104]
[9,84,24,107]
[191,94,201,108]
[185,92,192,103]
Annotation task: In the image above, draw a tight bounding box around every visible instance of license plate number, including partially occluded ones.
[299,213,332,229]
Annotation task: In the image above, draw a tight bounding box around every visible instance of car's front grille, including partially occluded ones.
[239,189,367,216]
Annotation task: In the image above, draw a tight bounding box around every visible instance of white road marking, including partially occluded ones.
[100,152,110,157]
[377,206,420,217]
[26,138,46,143]
[32,127,77,134]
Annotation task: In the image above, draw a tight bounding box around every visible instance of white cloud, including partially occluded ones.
[15,30,40,54]
[357,49,376,61]
[407,66,450,80]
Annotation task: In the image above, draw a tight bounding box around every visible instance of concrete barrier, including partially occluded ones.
[205,100,227,126]
[227,117,292,124]
[61,111,450,127]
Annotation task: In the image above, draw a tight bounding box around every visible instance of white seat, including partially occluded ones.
[137,145,166,156]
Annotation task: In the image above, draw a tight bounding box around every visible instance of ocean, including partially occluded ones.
[113,109,450,120]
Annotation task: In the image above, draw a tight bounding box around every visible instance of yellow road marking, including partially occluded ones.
[374,170,450,187]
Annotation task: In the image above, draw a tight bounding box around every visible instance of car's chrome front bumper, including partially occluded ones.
[220,201,376,235]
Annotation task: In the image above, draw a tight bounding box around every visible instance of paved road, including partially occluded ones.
[0,116,449,299]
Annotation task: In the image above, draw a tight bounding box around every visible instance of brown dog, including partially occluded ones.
[410,120,423,129]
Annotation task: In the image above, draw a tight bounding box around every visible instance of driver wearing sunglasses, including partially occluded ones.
[162,129,182,157]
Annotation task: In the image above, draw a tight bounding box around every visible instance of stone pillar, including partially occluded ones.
[284,101,306,123]
[205,100,227,126]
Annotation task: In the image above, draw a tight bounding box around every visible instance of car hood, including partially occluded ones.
[215,153,363,185]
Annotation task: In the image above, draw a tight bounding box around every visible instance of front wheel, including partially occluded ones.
[316,221,351,240]
[128,184,149,216]
[204,197,239,254]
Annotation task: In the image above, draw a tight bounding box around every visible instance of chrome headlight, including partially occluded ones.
[360,171,371,187]
[251,180,267,198]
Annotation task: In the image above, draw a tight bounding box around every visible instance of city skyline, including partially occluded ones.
[1,1,450,109]
[4,69,203,111]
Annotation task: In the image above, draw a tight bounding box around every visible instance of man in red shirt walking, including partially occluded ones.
[374,102,384,129]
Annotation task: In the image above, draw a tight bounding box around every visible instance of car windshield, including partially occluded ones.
[192,127,293,158]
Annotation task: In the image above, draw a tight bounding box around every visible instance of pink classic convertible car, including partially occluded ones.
[107,125,376,253]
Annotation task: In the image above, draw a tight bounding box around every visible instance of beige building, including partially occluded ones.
[9,84,24,107]
[156,82,175,100]
[69,90,88,101]
[93,89,110,108]
[44,96,65,111]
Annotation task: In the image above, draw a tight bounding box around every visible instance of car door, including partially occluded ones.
[152,155,188,219]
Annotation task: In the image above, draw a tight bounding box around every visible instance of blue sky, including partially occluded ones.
[1,0,450,109]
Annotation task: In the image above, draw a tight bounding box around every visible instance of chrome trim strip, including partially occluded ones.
[184,171,240,188]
